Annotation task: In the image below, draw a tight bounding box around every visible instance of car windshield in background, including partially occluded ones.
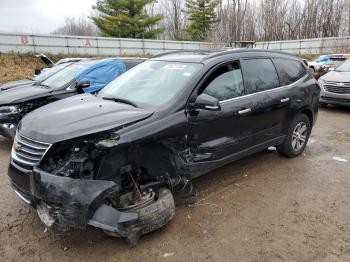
[324,58,346,67]
[335,59,350,72]
[32,63,72,82]
[98,61,203,108]
[39,61,95,90]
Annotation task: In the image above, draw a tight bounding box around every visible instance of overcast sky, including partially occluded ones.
[0,0,96,33]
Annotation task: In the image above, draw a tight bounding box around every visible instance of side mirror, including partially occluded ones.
[34,68,41,76]
[76,79,90,93]
[194,93,221,111]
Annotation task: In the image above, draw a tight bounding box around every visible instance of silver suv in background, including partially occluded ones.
[319,59,350,107]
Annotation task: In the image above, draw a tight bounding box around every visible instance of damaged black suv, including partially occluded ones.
[8,50,319,245]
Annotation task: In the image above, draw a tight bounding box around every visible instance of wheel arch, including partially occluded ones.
[300,108,314,127]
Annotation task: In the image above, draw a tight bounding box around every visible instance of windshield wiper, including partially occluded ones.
[102,96,138,108]
[39,83,51,89]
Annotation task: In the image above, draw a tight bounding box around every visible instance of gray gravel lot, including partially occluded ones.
[0,107,350,262]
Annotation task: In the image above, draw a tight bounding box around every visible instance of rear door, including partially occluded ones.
[239,58,289,145]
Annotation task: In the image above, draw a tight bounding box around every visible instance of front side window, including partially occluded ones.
[202,63,245,101]
[98,61,203,108]
[273,59,307,86]
[241,58,280,93]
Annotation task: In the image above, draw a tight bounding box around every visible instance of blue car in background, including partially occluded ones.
[0,57,145,139]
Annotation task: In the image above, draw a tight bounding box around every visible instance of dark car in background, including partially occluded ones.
[0,57,145,139]
[0,56,87,91]
[319,59,350,107]
[8,49,319,245]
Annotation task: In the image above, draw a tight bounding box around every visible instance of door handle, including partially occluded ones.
[280,97,290,103]
[238,108,252,115]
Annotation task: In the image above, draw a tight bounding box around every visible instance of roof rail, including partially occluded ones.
[152,49,222,58]
[206,48,296,59]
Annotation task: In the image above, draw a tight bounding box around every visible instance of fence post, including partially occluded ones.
[96,37,99,56]
[32,34,36,53]
[142,39,145,56]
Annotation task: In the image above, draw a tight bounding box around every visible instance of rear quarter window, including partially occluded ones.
[273,59,307,86]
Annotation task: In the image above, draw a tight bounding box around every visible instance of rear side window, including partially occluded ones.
[273,59,307,86]
[241,59,279,94]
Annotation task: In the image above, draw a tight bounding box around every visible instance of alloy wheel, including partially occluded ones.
[292,122,308,152]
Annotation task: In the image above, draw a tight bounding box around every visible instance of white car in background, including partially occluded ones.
[319,59,350,107]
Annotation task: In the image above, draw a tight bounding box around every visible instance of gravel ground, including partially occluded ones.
[0,107,350,262]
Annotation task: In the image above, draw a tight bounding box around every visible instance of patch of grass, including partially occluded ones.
[0,52,45,83]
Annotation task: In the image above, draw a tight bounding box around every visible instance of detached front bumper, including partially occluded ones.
[8,162,138,236]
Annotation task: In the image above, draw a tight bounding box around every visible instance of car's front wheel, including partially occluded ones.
[103,187,175,246]
[277,114,311,157]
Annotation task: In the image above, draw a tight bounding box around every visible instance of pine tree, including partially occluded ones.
[91,0,164,39]
[185,0,219,41]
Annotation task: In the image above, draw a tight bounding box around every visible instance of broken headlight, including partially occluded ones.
[95,133,120,149]
[0,105,20,115]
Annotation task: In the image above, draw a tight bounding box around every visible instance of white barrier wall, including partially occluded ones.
[256,37,350,55]
[1,32,349,55]
[0,32,226,56]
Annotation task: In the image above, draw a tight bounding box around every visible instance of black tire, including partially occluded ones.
[319,102,328,108]
[309,67,315,74]
[132,187,175,235]
[104,187,175,245]
[277,114,311,158]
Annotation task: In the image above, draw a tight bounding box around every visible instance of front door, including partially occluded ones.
[186,61,256,176]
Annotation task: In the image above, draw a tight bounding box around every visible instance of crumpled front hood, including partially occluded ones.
[0,79,34,91]
[321,71,350,83]
[19,94,154,144]
[0,84,51,105]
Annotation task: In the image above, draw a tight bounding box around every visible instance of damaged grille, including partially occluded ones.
[11,133,51,170]
[324,81,350,94]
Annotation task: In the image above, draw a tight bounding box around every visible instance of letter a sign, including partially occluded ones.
[85,39,91,47]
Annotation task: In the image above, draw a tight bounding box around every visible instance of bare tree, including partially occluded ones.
[52,16,99,36]
[159,0,187,40]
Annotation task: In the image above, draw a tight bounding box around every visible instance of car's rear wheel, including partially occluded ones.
[277,114,311,158]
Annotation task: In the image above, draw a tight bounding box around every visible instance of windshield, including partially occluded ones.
[335,59,350,72]
[98,60,203,108]
[32,63,72,82]
[324,58,346,67]
[39,61,94,89]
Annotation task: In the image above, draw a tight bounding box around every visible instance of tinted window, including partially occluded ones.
[241,59,279,93]
[273,59,307,86]
[202,63,245,101]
